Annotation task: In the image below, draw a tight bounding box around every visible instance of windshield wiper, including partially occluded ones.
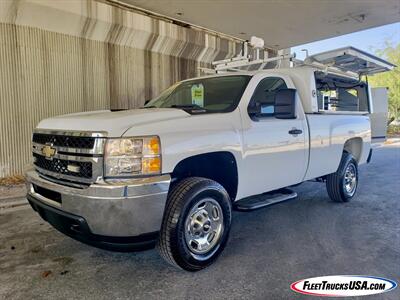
[142,104,208,113]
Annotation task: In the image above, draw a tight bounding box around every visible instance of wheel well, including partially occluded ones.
[171,152,238,201]
[343,138,363,162]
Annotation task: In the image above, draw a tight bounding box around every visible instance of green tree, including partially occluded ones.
[368,42,400,121]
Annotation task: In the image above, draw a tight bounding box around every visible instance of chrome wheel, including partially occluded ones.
[344,163,357,196]
[184,198,224,255]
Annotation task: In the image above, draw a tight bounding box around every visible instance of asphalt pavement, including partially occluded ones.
[0,144,399,300]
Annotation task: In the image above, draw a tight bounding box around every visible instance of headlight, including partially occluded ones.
[104,136,161,177]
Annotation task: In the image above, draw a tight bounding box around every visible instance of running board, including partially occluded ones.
[234,188,297,211]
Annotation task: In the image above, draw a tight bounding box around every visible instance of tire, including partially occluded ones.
[157,177,232,271]
[326,152,358,202]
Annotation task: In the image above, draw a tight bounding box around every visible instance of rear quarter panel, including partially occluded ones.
[304,114,371,180]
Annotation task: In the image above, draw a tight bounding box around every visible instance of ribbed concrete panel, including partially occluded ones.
[0,0,277,177]
[0,24,110,177]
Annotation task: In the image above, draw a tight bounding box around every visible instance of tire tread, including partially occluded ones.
[157,177,224,270]
[326,152,357,202]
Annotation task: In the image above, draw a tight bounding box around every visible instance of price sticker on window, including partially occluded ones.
[191,84,204,107]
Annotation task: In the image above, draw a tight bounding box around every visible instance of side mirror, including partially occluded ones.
[248,101,261,117]
[274,89,297,119]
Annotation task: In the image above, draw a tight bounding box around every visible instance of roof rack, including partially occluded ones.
[200,39,395,80]
[199,36,295,74]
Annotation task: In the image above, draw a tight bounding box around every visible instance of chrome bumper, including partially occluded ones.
[26,170,171,237]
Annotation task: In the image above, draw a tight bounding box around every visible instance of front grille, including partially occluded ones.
[33,153,92,179]
[33,133,95,149]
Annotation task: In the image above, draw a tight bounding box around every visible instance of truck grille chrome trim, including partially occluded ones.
[34,165,100,185]
[33,129,107,138]
[33,153,93,179]
[32,141,105,155]
[32,129,106,184]
[33,133,96,149]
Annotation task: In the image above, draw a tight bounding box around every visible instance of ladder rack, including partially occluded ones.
[200,37,394,80]
[200,36,295,74]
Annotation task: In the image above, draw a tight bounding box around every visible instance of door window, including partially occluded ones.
[248,77,288,117]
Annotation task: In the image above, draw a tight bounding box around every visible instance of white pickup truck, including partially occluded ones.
[26,47,393,271]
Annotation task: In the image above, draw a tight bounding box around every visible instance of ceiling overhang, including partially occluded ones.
[114,0,400,49]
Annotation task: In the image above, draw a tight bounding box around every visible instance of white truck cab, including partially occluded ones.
[26,46,394,271]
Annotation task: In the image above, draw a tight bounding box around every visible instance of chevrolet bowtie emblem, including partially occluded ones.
[41,144,56,159]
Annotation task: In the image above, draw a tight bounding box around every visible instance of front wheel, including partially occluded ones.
[157,177,232,271]
[326,152,358,202]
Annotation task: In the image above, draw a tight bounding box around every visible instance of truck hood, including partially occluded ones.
[37,108,190,137]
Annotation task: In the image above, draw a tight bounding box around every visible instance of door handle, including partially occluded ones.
[288,128,302,135]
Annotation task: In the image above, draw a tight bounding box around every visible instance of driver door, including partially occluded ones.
[240,75,308,197]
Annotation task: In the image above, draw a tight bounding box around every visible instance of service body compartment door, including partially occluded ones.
[369,87,388,143]
[306,47,395,76]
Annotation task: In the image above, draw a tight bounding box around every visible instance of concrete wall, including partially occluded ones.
[0,0,276,177]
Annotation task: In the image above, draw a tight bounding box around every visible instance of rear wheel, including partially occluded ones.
[157,177,232,271]
[326,152,358,202]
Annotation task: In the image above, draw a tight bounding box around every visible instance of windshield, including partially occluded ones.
[144,75,251,114]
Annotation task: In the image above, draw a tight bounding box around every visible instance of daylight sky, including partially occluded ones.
[292,22,400,60]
